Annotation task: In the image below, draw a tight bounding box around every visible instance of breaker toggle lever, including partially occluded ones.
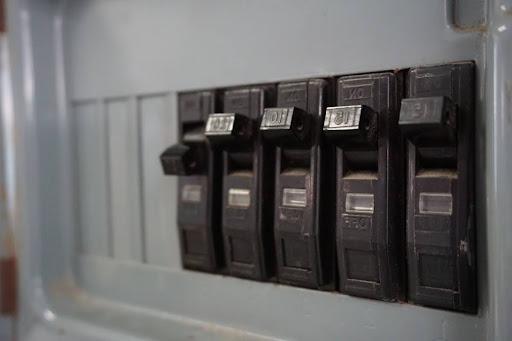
[399,96,456,142]
[205,113,254,145]
[160,138,206,176]
[260,107,310,144]
[323,105,377,146]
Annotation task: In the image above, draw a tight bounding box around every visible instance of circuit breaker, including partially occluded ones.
[259,79,335,289]
[399,62,476,313]
[323,72,405,301]
[160,91,224,272]
[205,85,276,280]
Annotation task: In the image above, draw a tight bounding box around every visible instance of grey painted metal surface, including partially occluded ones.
[484,1,512,339]
[3,0,512,340]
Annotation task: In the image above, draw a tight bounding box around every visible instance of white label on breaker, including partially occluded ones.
[228,188,251,208]
[282,188,307,208]
[181,184,202,203]
[345,193,374,214]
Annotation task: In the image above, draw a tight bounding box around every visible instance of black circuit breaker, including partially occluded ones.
[324,72,405,301]
[160,91,224,272]
[205,86,276,280]
[260,79,335,289]
[399,62,477,313]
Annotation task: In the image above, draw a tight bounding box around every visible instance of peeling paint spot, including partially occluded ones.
[50,276,90,305]
[0,228,15,257]
[0,257,16,315]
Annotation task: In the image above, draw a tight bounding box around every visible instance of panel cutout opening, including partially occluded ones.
[227,151,253,174]
[281,149,311,172]
[342,149,378,177]
[417,146,457,170]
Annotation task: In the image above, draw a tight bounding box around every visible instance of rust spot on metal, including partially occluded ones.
[0,257,16,315]
[50,276,91,305]
[0,0,7,34]
[0,0,5,33]
[1,227,16,257]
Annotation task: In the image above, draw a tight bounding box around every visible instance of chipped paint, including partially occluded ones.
[0,225,15,257]
[50,276,90,306]
[0,257,16,315]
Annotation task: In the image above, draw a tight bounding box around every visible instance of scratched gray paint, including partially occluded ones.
[4,0,512,340]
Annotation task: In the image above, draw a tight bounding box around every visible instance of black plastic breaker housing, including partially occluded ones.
[399,62,476,313]
[324,72,405,301]
[260,79,335,289]
[205,85,276,280]
[160,91,224,272]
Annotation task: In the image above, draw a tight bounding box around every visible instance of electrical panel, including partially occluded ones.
[160,61,476,313]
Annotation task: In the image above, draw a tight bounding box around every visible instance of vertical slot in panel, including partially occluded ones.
[106,98,143,262]
[139,94,179,267]
[74,101,111,257]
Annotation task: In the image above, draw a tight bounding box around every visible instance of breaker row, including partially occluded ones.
[160,62,476,313]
